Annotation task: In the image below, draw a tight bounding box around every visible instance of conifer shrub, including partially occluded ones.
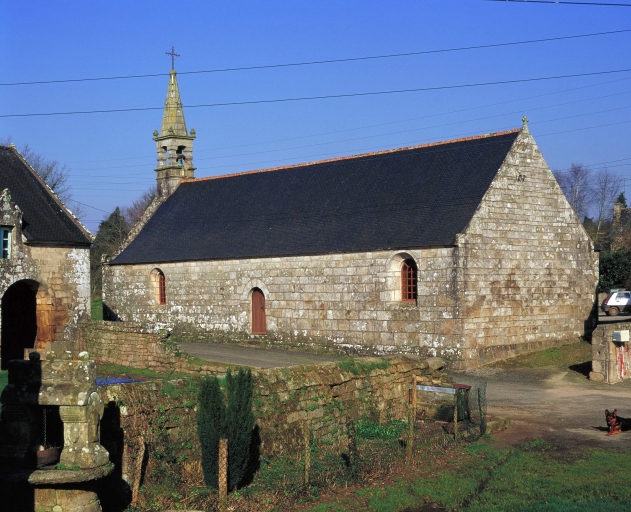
[197,369,259,491]
[225,367,258,490]
[197,376,225,488]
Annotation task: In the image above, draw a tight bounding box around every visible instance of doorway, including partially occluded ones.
[251,288,266,335]
[1,280,37,369]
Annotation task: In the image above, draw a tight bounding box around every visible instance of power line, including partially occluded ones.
[64,88,631,175]
[66,75,631,165]
[3,28,630,87]
[486,0,631,6]
[4,67,631,119]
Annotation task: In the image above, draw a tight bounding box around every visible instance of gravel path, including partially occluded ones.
[456,365,631,448]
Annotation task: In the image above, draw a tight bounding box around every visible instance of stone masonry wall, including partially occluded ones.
[1,188,91,355]
[0,244,90,351]
[80,320,226,376]
[252,355,448,456]
[104,248,461,361]
[457,127,598,366]
[590,322,631,384]
[97,354,446,497]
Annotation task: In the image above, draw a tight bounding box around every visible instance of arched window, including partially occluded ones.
[151,269,167,305]
[401,259,417,302]
[158,272,166,305]
[251,288,266,334]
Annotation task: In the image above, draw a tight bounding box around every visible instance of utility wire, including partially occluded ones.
[2,28,630,87]
[67,94,631,175]
[4,67,631,119]
[67,75,631,165]
[486,0,631,6]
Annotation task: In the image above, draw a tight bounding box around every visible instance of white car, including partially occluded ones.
[601,290,631,316]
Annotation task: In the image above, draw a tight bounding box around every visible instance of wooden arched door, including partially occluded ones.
[251,289,266,335]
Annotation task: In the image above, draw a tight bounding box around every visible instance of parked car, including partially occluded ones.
[601,290,631,316]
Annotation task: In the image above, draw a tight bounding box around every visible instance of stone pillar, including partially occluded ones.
[59,391,109,469]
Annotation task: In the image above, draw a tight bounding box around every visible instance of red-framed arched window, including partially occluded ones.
[158,270,166,305]
[401,259,417,302]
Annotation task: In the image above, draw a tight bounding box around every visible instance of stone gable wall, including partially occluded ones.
[0,245,90,351]
[457,128,599,366]
[1,188,91,357]
[103,248,461,360]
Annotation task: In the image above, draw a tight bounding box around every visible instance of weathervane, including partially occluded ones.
[166,45,180,70]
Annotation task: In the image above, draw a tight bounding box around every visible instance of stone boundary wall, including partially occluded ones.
[96,354,450,496]
[252,355,449,456]
[79,320,226,376]
[591,322,631,384]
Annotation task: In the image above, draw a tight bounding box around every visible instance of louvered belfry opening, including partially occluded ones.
[251,288,266,334]
[401,259,417,302]
[158,271,167,305]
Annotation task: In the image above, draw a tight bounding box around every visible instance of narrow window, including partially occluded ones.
[158,271,166,305]
[1,227,11,259]
[401,259,417,302]
[251,288,266,335]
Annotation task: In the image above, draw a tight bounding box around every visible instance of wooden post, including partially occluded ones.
[219,438,228,512]
[304,421,311,486]
[131,436,145,505]
[478,388,486,435]
[453,390,459,441]
[407,375,417,459]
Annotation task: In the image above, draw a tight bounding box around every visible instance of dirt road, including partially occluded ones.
[457,365,631,448]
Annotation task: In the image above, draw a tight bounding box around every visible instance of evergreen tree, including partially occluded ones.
[598,250,631,292]
[90,207,130,295]
[617,192,627,207]
[225,368,256,490]
[197,376,226,489]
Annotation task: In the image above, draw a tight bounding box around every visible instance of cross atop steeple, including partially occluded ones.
[165,45,180,70]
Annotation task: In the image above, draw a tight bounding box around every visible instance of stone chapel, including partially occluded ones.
[103,69,599,368]
[0,146,92,368]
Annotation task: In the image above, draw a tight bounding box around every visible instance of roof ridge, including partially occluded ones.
[7,146,93,241]
[183,128,521,184]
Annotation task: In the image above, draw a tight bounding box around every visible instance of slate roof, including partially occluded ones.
[0,146,92,246]
[111,129,520,265]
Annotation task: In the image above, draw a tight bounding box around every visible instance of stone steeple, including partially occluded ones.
[153,69,196,197]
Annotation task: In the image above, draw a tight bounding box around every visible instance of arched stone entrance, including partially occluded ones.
[0,280,60,369]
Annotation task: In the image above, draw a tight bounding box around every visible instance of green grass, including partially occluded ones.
[488,340,591,369]
[0,370,7,413]
[356,419,408,440]
[304,441,631,511]
[91,296,103,320]
[97,362,227,384]
[337,358,389,375]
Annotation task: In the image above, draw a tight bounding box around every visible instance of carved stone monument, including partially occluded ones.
[0,350,112,511]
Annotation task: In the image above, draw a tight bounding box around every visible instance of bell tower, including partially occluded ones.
[154,48,196,197]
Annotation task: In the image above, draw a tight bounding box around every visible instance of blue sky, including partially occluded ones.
[1,1,630,232]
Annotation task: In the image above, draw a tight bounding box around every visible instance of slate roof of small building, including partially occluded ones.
[0,146,92,246]
[111,129,521,265]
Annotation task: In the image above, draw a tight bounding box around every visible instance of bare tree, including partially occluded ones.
[122,184,159,226]
[592,167,623,243]
[0,136,84,218]
[553,163,593,220]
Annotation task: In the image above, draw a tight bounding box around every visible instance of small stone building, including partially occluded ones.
[0,146,92,368]
[102,70,599,368]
